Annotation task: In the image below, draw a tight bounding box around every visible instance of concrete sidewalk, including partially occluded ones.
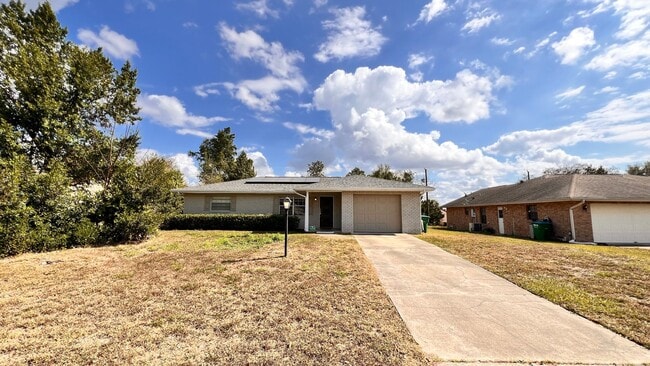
[355,234,650,364]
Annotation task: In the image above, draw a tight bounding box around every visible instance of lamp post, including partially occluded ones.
[282,197,292,257]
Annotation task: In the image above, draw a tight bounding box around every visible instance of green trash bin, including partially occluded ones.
[532,221,553,241]
[421,215,430,233]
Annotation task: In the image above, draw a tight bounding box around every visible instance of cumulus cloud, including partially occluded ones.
[138,94,229,135]
[284,65,509,186]
[283,122,335,139]
[314,6,387,63]
[77,26,139,60]
[551,27,596,64]
[205,24,306,111]
[415,0,448,24]
[246,150,275,176]
[407,53,433,81]
[135,148,200,185]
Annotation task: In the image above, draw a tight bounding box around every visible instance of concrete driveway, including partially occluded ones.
[355,234,650,364]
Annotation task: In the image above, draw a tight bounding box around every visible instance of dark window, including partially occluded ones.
[211,198,231,211]
[480,207,487,224]
[464,208,469,215]
[527,205,538,221]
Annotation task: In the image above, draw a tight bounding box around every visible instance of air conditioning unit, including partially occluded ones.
[469,223,482,232]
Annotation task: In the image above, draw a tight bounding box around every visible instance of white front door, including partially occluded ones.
[497,207,505,234]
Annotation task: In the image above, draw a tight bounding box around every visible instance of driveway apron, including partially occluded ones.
[355,234,650,364]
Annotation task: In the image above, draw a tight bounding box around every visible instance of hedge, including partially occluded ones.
[160,214,301,231]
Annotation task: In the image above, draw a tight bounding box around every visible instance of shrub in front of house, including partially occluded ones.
[160,214,300,232]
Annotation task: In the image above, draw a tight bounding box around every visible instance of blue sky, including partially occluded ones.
[13,0,650,203]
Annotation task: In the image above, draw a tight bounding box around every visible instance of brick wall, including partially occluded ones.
[446,201,593,241]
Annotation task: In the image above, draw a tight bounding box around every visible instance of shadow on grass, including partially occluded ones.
[221,255,285,264]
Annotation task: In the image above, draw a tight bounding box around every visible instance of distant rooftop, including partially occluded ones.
[444,174,650,207]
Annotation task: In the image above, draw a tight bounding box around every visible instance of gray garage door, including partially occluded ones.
[354,194,402,233]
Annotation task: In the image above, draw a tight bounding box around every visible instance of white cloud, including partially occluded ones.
[283,121,335,139]
[183,22,198,29]
[246,150,275,176]
[408,53,433,69]
[485,90,650,156]
[138,94,229,135]
[551,27,596,64]
[176,129,214,139]
[77,26,139,60]
[235,0,279,18]
[462,9,500,34]
[169,153,200,185]
[513,46,526,54]
[314,6,387,63]
[585,31,650,71]
[15,0,78,11]
[630,71,648,79]
[555,85,585,102]
[193,82,221,97]
[285,65,509,182]
[313,0,327,7]
[491,37,514,46]
[595,86,619,94]
[604,71,618,79]
[416,0,448,24]
[583,2,650,72]
[213,24,306,111]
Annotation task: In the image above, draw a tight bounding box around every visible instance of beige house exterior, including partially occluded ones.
[174,176,431,234]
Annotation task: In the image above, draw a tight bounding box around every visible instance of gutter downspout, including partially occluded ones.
[569,200,585,243]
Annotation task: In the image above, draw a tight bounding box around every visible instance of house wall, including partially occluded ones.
[341,192,354,233]
[446,201,594,241]
[307,193,342,230]
[401,192,423,234]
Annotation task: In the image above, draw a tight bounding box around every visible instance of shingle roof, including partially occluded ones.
[444,174,650,207]
[173,176,432,194]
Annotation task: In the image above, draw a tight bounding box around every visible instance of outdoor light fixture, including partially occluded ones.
[283,197,292,257]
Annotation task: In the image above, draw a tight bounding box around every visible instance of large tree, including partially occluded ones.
[0,1,181,255]
[307,160,325,177]
[543,163,616,175]
[370,164,414,183]
[627,161,650,176]
[189,127,255,183]
[346,167,365,176]
[421,199,445,225]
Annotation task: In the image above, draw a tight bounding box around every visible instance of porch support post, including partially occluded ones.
[304,191,310,232]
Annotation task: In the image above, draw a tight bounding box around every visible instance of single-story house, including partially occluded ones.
[443,174,650,244]
[173,175,433,234]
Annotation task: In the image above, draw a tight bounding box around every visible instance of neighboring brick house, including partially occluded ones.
[173,175,432,234]
[443,175,650,244]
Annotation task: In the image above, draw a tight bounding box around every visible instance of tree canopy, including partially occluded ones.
[627,161,650,176]
[543,163,616,175]
[370,164,414,183]
[346,167,365,176]
[0,1,183,256]
[307,160,325,177]
[189,127,256,183]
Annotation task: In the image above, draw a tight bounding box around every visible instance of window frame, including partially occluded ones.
[480,207,487,224]
[210,197,231,212]
[278,197,306,216]
[527,205,538,221]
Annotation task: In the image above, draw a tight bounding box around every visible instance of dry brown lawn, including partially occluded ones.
[418,228,650,348]
[0,231,432,365]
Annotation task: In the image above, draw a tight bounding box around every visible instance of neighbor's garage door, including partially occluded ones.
[591,203,650,244]
[353,195,402,233]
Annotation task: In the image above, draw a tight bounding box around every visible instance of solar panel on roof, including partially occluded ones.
[245,177,320,184]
